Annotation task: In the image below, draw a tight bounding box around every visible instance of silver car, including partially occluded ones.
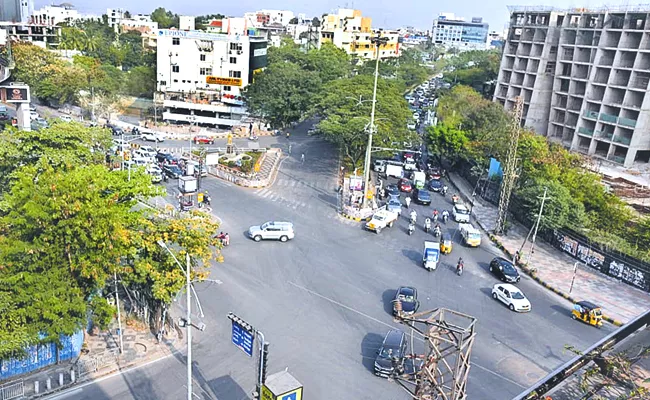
[248,221,295,242]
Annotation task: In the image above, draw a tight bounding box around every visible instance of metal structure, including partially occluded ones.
[393,307,477,400]
[0,380,24,400]
[494,96,524,234]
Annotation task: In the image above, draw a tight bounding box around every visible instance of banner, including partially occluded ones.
[206,76,243,86]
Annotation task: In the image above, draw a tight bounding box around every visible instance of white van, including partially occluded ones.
[385,164,404,179]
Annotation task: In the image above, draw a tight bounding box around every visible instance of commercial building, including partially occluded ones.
[155,29,267,128]
[319,9,400,60]
[494,5,650,167]
[0,21,60,47]
[1,0,33,23]
[243,10,295,27]
[431,13,489,51]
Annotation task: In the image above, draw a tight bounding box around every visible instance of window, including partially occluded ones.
[229,43,242,51]
[200,67,212,75]
[173,79,178,82]
[229,57,237,64]
[229,70,242,78]
[223,86,231,91]
[545,61,556,73]
[200,54,206,61]
[172,38,180,45]
[172,65,180,73]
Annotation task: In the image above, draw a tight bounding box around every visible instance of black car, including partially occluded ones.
[385,184,400,197]
[393,286,419,315]
[162,164,183,179]
[489,257,521,283]
[106,124,124,136]
[374,329,407,378]
[156,152,178,164]
[428,179,442,192]
[412,188,431,205]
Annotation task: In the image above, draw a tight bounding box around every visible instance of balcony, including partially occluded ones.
[618,117,637,128]
[613,135,631,145]
[583,110,599,119]
[578,127,594,136]
[599,113,618,123]
[607,154,626,164]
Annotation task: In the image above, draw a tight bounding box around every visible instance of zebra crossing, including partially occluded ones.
[254,187,309,210]
[253,177,338,211]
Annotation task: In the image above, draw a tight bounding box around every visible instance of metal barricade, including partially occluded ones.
[0,380,24,400]
[76,349,119,378]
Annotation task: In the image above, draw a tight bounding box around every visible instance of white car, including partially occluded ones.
[407,122,416,130]
[133,149,155,163]
[29,111,39,120]
[248,221,294,242]
[492,283,531,312]
[452,204,471,223]
[59,115,73,122]
[141,132,164,142]
[138,146,158,158]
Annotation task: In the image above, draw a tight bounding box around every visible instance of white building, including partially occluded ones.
[106,8,124,28]
[432,13,489,51]
[156,29,268,128]
[179,16,195,31]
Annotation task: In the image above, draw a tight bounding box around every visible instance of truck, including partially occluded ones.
[459,223,482,247]
[365,208,399,234]
[385,164,404,179]
[412,171,426,189]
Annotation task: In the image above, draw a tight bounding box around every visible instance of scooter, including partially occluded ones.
[408,223,415,236]
[433,227,441,237]
[442,214,449,223]
[424,218,431,233]
[456,262,464,276]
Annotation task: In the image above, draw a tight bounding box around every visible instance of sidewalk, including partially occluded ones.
[448,171,650,325]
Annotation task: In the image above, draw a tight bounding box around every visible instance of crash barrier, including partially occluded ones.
[455,160,650,293]
[75,349,119,378]
[0,331,83,381]
[0,380,24,400]
[513,308,650,400]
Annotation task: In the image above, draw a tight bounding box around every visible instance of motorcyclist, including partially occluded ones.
[408,222,415,235]
[442,185,448,195]
[203,191,211,206]
[457,257,464,274]
[442,209,449,222]
[424,217,431,232]
[432,209,439,222]
[452,193,460,203]
[433,224,441,237]
[405,196,411,209]
[410,210,417,224]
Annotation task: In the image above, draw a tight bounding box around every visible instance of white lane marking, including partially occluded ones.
[288,281,529,390]
[43,353,175,399]
[291,180,298,187]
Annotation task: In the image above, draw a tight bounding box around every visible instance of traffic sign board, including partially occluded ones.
[231,320,254,357]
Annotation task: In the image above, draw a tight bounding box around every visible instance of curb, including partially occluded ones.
[339,212,371,222]
[444,174,625,327]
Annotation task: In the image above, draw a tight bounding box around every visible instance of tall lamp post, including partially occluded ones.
[362,35,389,209]
[157,240,193,400]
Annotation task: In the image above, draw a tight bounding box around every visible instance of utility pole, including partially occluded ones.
[114,272,123,354]
[362,35,389,209]
[529,186,552,256]
[494,96,524,234]
[185,252,192,400]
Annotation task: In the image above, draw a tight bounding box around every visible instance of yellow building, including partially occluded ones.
[319,9,400,60]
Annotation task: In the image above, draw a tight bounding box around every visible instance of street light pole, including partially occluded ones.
[362,36,389,209]
[114,271,123,354]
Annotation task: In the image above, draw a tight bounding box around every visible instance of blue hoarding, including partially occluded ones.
[231,321,254,357]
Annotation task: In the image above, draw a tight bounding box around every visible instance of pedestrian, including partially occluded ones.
[514,251,520,264]
[288,143,292,154]
[224,233,230,246]
[301,153,305,163]
[249,122,253,135]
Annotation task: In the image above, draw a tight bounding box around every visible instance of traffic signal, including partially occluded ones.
[261,342,270,384]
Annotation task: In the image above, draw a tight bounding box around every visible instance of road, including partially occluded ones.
[51,121,613,400]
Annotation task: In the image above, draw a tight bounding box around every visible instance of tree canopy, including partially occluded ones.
[151,7,179,29]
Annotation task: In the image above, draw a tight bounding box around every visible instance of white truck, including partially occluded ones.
[385,164,404,179]
[412,171,426,189]
[365,209,399,234]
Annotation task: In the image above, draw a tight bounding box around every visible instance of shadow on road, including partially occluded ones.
[479,287,493,298]
[401,249,421,267]
[208,374,250,400]
[361,333,384,373]
[550,304,572,318]
[477,261,490,273]
[382,289,396,315]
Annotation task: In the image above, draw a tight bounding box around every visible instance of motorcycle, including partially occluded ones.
[456,261,464,276]
[424,218,431,233]
[433,227,441,237]
[442,213,449,223]
[408,223,415,236]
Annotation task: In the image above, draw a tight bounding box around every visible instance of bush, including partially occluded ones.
[240,159,253,173]
[89,296,116,331]
[227,161,236,168]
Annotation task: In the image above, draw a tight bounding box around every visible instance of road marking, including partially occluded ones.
[288,281,529,390]
[43,353,176,399]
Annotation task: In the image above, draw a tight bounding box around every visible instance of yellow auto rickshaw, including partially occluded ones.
[440,233,453,255]
[571,301,603,328]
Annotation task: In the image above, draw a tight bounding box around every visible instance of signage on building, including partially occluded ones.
[253,48,267,57]
[0,85,30,103]
[157,29,242,42]
[206,76,243,86]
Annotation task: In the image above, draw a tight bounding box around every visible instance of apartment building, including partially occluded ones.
[1,0,32,24]
[431,13,489,51]
[319,9,400,60]
[494,5,650,167]
[156,29,268,128]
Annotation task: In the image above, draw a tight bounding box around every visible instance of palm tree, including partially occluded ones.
[82,32,100,54]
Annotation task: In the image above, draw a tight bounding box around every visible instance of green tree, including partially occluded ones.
[316,74,413,168]
[426,122,469,165]
[312,17,321,27]
[124,66,156,97]
[289,17,298,24]
[517,179,587,230]
[304,43,352,82]
[151,7,179,29]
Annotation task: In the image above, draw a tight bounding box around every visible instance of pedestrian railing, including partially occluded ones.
[0,379,24,400]
[76,349,119,378]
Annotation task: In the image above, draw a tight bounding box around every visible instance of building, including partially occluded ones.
[0,21,60,47]
[494,5,650,167]
[1,0,33,23]
[106,8,124,29]
[319,9,400,60]
[487,30,505,49]
[243,10,295,28]
[431,13,489,51]
[179,16,195,31]
[155,29,268,128]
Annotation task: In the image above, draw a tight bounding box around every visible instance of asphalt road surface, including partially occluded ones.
[50,121,613,400]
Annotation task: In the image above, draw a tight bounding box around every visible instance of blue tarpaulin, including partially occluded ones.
[0,331,84,381]
[488,158,503,179]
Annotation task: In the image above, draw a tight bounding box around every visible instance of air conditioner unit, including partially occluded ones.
[237,50,242,55]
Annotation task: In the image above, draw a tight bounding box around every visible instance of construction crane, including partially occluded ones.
[392,304,477,400]
[494,96,524,235]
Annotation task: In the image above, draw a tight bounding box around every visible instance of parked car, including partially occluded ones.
[398,178,413,193]
[29,111,39,120]
[412,188,431,205]
[146,164,163,183]
[141,132,165,142]
[428,179,442,192]
[59,115,73,122]
[107,124,124,136]
[492,283,531,312]
[162,164,183,179]
[248,221,295,242]
[393,286,419,315]
[489,257,521,283]
[374,329,407,378]
[193,135,214,145]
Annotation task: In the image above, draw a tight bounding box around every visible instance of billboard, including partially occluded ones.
[249,41,268,83]
[206,76,243,87]
[1,85,30,103]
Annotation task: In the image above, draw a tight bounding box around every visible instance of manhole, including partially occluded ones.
[134,342,147,353]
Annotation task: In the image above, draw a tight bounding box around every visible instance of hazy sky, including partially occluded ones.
[35,0,635,33]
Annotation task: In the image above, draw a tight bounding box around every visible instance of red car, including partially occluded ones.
[193,135,214,145]
[399,178,413,192]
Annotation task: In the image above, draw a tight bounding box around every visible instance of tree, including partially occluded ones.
[443,49,501,97]
[124,11,132,19]
[312,17,320,27]
[316,74,413,169]
[124,66,156,97]
[289,17,298,24]
[426,122,469,165]
[517,179,587,230]
[243,62,321,128]
[151,7,178,29]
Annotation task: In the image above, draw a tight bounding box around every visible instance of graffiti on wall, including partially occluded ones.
[554,231,605,271]
[608,260,648,290]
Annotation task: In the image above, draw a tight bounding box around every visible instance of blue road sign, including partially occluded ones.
[231,321,254,357]
[281,393,297,400]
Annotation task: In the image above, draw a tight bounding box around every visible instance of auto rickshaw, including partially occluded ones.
[440,233,453,254]
[571,301,603,328]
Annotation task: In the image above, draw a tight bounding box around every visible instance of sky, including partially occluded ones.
[35,0,637,33]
